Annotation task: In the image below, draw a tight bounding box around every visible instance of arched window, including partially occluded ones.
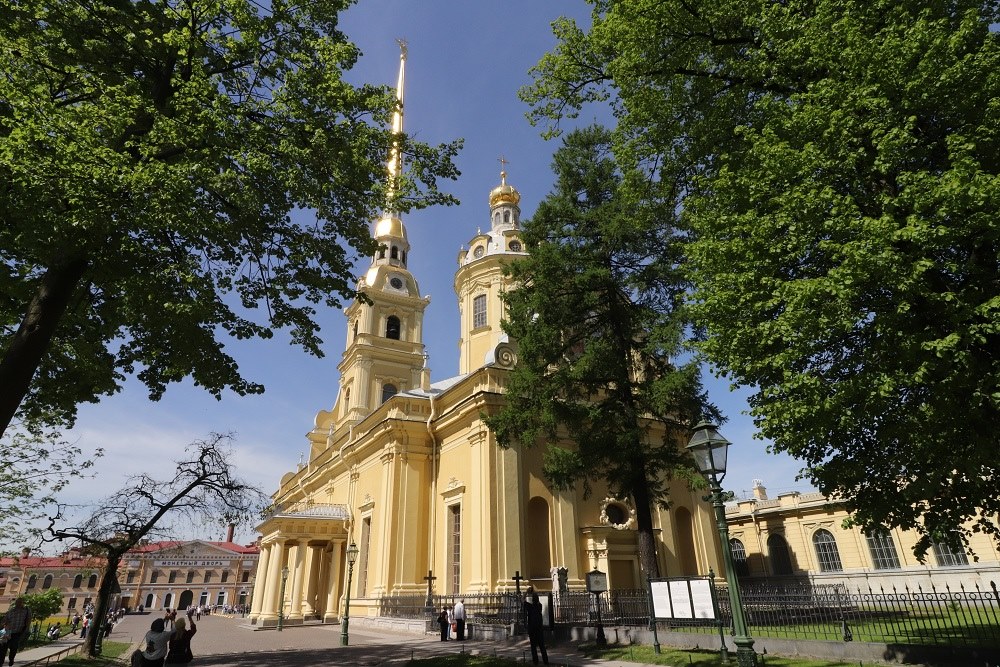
[933,538,969,567]
[144,593,155,609]
[164,593,173,609]
[401,250,407,265]
[813,529,843,572]
[26,574,36,589]
[767,533,794,575]
[88,573,98,588]
[377,248,385,259]
[352,320,358,341]
[390,246,399,260]
[865,529,901,570]
[504,210,511,223]
[344,388,351,411]
[42,574,53,589]
[73,574,83,588]
[729,538,750,577]
[381,383,398,404]
[675,507,698,575]
[526,497,551,580]
[385,315,401,340]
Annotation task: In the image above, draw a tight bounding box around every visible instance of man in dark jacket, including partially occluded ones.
[522,587,548,665]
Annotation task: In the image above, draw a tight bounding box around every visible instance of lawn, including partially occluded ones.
[407,648,875,667]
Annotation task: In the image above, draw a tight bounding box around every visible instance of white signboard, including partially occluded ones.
[155,559,230,567]
[668,580,693,618]
[689,579,716,619]
[649,577,718,621]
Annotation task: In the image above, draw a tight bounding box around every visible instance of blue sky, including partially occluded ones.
[49,1,812,548]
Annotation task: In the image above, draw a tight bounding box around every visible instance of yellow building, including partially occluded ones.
[726,480,1000,591]
[248,47,723,629]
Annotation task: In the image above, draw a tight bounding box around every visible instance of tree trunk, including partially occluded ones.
[87,552,121,657]
[632,472,661,581]
[0,255,89,437]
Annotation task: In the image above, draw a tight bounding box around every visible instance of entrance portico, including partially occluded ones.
[250,504,351,628]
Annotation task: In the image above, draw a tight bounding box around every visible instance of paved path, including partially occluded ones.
[15,613,655,667]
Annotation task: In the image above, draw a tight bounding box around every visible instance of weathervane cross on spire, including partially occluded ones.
[498,155,509,184]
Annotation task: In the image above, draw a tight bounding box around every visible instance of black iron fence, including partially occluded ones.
[376,580,1000,648]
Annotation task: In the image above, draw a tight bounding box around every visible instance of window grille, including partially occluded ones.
[448,505,462,594]
[473,294,487,329]
[865,529,901,569]
[813,529,843,572]
[357,517,371,597]
[729,538,750,577]
[933,539,969,567]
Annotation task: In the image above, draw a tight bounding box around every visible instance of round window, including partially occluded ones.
[509,240,522,252]
[473,245,485,258]
[390,277,403,289]
[605,504,627,525]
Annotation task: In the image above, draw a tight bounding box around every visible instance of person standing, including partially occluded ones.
[453,598,467,640]
[523,587,549,665]
[436,607,448,641]
[164,617,197,664]
[1,597,32,667]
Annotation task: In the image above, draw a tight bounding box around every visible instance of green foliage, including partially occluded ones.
[22,588,64,620]
[523,1,1000,556]
[0,425,102,549]
[0,0,460,437]
[486,126,718,577]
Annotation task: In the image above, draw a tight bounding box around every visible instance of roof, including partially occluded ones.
[128,540,259,555]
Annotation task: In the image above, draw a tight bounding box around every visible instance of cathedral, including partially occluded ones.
[248,46,722,628]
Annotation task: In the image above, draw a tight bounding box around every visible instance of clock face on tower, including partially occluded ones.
[473,245,485,258]
[389,276,404,289]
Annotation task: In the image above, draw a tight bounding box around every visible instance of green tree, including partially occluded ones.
[522,1,1000,555]
[485,126,718,578]
[0,0,460,439]
[43,432,265,657]
[22,588,64,622]
[0,425,102,551]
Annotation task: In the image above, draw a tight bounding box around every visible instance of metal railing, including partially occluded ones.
[376,580,1000,648]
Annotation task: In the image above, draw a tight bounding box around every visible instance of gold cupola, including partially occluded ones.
[489,168,521,208]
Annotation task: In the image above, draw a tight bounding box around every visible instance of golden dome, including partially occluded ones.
[489,170,520,207]
[375,215,407,241]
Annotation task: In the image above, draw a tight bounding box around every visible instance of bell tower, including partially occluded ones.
[336,40,430,425]
[454,162,526,374]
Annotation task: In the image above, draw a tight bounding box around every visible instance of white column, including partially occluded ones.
[323,540,344,622]
[249,543,271,621]
[260,541,286,623]
[301,545,320,617]
[288,540,305,620]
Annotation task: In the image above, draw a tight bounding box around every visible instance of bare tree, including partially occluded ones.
[43,433,267,657]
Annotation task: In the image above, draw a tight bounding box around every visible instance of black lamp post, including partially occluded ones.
[687,421,758,667]
[277,566,289,631]
[340,541,359,647]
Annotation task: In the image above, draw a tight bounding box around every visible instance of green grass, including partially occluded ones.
[657,605,1000,647]
[44,642,131,666]
[407,647,872,667]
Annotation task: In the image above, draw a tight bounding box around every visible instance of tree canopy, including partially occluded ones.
[0,426,102,551]
[522,0,1000,555]
[0,0,460,438]
[44,432,265,656]
[485,126,718,578]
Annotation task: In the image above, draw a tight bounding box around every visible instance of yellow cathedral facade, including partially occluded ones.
[248,46,723,629]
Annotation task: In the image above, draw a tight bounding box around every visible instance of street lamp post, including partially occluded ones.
[277,566,289,631]
[687,421,758,667]
[340,541,360,647]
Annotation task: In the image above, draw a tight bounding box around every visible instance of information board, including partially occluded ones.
[648,577,718,621]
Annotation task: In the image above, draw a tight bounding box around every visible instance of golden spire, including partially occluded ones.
[489,155,521,207]
[386,38,407,206]
[373,39,408,245]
